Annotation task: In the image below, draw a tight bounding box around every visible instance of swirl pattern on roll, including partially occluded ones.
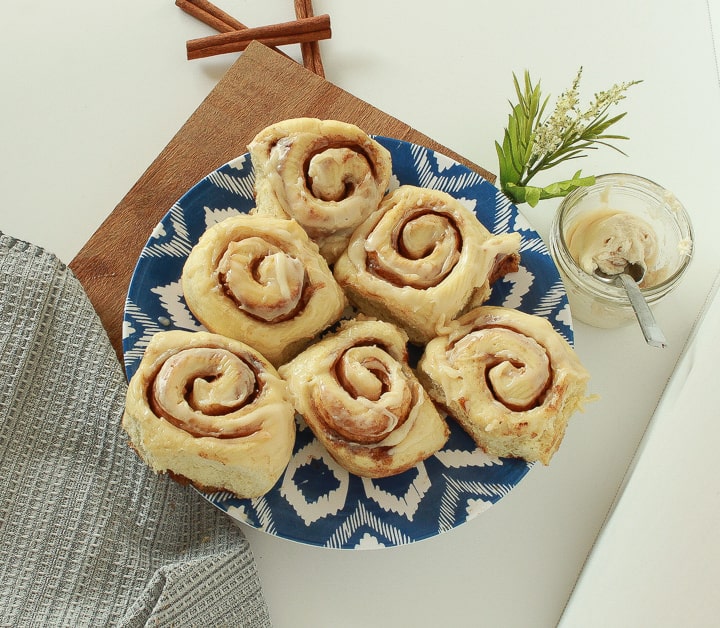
[122,330,296,498]
[334,185,522,344]
[181,214,346,366]
[248,118,393,263]
[417,306,591,465]
[279,318,449,478]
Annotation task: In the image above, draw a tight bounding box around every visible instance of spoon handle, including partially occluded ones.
[618,273,667,348]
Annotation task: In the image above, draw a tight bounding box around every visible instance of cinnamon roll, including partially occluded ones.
[122,330,296,498]
[333,185,522,344]
[181,214,346,366]
[248,118,392,263]
[278,318,449,478]
[417,306,591,465]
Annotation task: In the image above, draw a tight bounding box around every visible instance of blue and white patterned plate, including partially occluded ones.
[123,137,574,549]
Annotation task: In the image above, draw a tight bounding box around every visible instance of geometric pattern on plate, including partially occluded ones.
[123,136,573,549]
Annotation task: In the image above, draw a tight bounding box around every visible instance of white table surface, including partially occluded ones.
[2,2,719,626]
[559,267,720,628]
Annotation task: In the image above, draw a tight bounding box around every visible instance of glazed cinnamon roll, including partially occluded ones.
[181,214,346,366]
[417,306,591,465]
[122,330,296,498]
[278,318,449,478]
[333,185,522,344]
[248,118,392,263]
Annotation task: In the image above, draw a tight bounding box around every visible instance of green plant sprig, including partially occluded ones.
[496,68,641,207]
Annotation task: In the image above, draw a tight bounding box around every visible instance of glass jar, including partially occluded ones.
[549,173,694,328]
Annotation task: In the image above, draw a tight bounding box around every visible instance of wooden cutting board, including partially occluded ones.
[69,41,495,363]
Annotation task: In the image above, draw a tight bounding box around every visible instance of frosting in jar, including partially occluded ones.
[565,208,667,287]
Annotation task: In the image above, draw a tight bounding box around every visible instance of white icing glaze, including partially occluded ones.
[566,208,660,281]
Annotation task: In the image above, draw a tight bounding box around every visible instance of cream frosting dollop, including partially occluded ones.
[566,208,663,286]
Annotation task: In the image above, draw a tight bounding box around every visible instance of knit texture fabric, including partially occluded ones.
[0,233,271,627]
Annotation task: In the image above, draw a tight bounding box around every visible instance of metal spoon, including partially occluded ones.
[594,263,667,348]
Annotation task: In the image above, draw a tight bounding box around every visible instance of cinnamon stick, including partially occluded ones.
[294,0,325,77]
[186,14,331,61]
[176,0,294,60]
[175,0,247,33]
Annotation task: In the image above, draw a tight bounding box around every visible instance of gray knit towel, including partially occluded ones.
[0,233,272,627]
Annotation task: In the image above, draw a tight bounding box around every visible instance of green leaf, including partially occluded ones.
[504,173,596,207]
[495,140,512,185]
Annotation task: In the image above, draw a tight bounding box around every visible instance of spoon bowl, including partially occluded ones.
[594,261,647,285]
[594,263,667,348]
